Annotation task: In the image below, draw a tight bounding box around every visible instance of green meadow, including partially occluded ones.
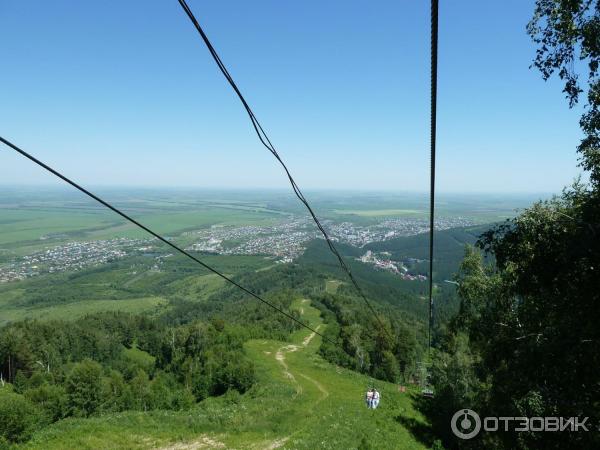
[0,296,167,328]
[333,209,425,217]
[0,256,270,327]
[0,190,284,257]
[325,279,343,293]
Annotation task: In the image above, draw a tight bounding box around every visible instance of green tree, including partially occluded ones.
[394,323,418,382]
[129,369,152,411]
[24,383,68,422]
[66,359,103,417]
[100,369,132,412]
[373,350,400,382]
[208,349,255,396]
[0,389,42,443]
[528,0,600,186]
[474,187,600,449]
[429,333,485,447]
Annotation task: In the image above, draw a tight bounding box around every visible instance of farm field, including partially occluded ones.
[333,208,425,217]
[0,188,536,244]
[0,207,279,256]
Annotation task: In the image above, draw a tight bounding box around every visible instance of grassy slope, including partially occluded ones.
[325,279,343,294]
[0,297,167,327]
[19,299,430,450]
[0,260,267,327]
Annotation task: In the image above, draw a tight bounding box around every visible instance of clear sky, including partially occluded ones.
[0,0,586,193]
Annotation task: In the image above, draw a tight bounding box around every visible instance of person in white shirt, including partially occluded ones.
[365,388,373,408]
[372,389,380,409]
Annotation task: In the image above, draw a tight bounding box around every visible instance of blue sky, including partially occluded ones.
[0,0,586,193]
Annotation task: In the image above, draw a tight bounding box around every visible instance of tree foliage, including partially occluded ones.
[0,388,42,443]
[430,193,599,450]
[0,310,256,444]
[314,292,422,383]
[528,0,600,185]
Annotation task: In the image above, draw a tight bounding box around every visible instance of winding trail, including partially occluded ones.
[275,344,302,396]
[302,325,320,347]
[299,373,329,403]
[274,322,327,403]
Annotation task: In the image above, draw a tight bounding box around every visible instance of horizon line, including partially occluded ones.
[0,183,557,197]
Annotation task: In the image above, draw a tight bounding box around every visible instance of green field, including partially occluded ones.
[0,255,270,327]
[0,207,277,256]
[0,296,167,327]
[0,209,119,247]
[165,273,227,300]
[325,279,344,293]
[18,299,429,449]
[333,209,425,217]
[0,190,284,257]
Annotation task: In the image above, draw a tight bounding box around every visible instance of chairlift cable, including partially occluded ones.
[428,0,439,353]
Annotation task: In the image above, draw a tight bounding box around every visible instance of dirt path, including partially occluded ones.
[273,317,330,407]
[158,435,226,449]
[265,303,330,448]
[123,270,149,288]
[263,437,289,450]
[275,344,301,396]
[299,373,329,402]
[301,324,320,347]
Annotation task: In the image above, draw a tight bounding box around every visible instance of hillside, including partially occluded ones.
[365,225,490,280]
[18,299,430,449]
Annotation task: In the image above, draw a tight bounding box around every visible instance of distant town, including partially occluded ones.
[185,216,474,262]
[358,250,427,281]
[0,238,153,283]
[0,215,474,283]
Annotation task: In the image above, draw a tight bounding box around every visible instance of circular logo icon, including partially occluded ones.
[451,409,481,440]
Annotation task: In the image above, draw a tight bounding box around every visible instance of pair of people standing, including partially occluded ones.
[365,388,380,409]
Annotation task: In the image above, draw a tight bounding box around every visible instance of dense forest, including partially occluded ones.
[314,292,422,383]
[0,297,296,444]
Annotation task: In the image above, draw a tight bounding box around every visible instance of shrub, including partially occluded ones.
[0,389,42,443]
[24,383,68,422]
